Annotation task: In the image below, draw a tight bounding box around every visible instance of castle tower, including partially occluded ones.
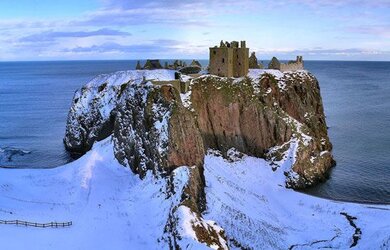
[209,44,234,77]
[233,41,249,77]
[209,40,249,77]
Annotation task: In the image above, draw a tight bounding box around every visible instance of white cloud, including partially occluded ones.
[0,0,389,60]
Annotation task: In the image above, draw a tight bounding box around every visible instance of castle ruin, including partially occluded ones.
[209,40,249,77]
[268,56,304,72]
[135,41,304,94]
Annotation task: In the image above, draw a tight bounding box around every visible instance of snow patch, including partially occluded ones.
[152,102,171,156]
[203,146,390,249]
[180,90,192,109]
[0,138,195,249]
[86,69,176,88]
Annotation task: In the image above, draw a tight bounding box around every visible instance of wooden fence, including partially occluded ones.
[0,219,72,228]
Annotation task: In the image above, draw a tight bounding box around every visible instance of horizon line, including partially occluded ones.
[1,59,389,63]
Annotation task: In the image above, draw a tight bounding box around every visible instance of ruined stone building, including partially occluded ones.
[268,56,304,72]
[249,52,263,69]
[209,40,249,77]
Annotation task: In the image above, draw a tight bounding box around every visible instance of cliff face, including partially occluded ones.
[190,76,292,158]
[112,84,205,178]
[255,70,334,186]
[64,70,177,154]
[189,70,333,187]
[64,69,333,188]
[63,81,119,154]
[64,69,334,248]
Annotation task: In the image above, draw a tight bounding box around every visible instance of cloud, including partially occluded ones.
[75,6,211,27]
[270,0,390,8]
[0,0,389,60]
[101,0,254,9]
[19,28,131,42]
[255,47,390,60]
[63,39,183,54]
[348,24,390,38]
[76,0,260,27]
[57,39,209,59]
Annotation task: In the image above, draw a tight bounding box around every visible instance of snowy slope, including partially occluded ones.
[0,138,215,250]
[203,145,390,249]
[1,137,388,249]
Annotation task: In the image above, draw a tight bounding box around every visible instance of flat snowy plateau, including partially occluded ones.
[0,138,389,249]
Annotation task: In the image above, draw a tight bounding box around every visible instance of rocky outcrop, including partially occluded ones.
[64,70,176,154]
[189,70,334,188]
[179,65,201,75]
[63,82,120,154]
[191,76,292,158]
[64,68,334,248]
[190,60,202,68]
[143,59,163,69]
[64,69,333,188]
[268,57,281,70]
[136,61,142,70]
[113,84,205,177]
[249,52,260,69]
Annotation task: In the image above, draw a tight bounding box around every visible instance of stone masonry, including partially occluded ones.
[209,40,249,77]
[268,56,304,72]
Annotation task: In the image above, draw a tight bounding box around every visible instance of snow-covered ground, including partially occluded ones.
[0,139,389,249]
[85,69,176,88]
[203,146,390,249]
[0,138,209,249]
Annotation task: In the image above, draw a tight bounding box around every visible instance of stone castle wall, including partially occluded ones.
[209,41,249,77]
[280,62,303,72]
[279,56,304,72]
[209,47,234,77]
[233,47,249,77]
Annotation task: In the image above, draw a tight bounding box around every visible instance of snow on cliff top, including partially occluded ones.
[85,69,176,88]
[247,69,309,79]
[247,69,311,93]
[247,69,284,79]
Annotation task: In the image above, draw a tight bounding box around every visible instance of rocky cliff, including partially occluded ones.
[189,70,334,187]
[65,68,334,187]
[64,68,334,248]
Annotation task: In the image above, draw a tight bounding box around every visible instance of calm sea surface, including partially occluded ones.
[0,60,389,204]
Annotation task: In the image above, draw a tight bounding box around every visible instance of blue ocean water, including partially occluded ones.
[0,60,389,204]
[304,61,390,204]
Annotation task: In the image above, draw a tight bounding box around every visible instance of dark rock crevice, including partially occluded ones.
[289,233,340,250]
[340,212,362,248]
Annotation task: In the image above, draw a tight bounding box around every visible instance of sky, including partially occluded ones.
[0,0,389,61]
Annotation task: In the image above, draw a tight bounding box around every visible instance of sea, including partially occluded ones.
[0,60,389,204]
